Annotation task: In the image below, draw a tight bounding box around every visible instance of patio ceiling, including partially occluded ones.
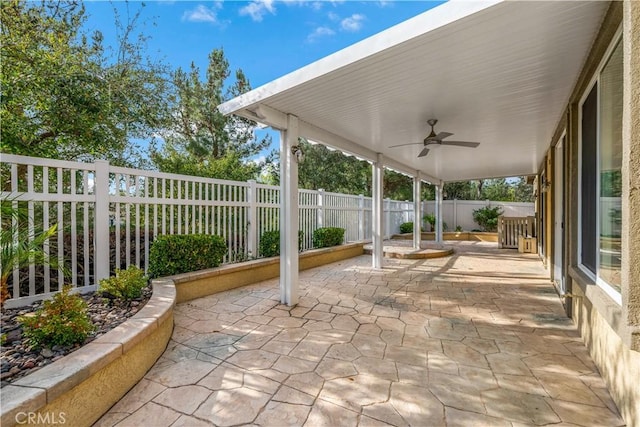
[219,1,609,183]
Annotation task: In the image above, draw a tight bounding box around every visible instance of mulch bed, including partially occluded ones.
[0,287,152,387]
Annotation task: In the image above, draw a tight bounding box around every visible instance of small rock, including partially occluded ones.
[22,361,35,369]
[4,329,23,344]
[41,348,54,358]
[9,366,20,375]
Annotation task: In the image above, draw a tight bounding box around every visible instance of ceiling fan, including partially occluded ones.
[390,119,481,158]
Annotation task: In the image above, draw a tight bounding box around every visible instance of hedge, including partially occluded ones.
[148,234,227,278]
[313,227,345,248]
[259,230,304,258]
[399,222,413,233]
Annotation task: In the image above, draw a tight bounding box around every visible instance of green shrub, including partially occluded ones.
[99,265,148,300]
[259,230,304,258]
[472,205,504,232]
[19,286,94,349]
[313,227,345,248]
[399,222,413,233]
[455,225,463,232]
[148,234,227,278]
[423,213,436,231]
[422,214,447,231]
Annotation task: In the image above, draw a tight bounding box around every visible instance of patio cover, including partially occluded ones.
[219,0,609,182]
[218,0,610,305]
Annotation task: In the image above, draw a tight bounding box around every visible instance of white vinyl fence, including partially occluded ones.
[422,200,534,231]
[0,154,533,307]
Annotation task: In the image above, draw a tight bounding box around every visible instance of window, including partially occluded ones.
[598,40,622,292]
[579,37,622,302]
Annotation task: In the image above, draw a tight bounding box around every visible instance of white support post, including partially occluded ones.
[358,194,364,241]
[317,188,324,229]
[435,184,443,243]
[372,154,384,269]
[247,180,257,259]
[94,160,110,282]
[413,174,422,249]
[280,115,300,306]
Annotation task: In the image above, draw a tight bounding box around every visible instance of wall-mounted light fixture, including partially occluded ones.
[291,145,305,163]
[541,177,551,193]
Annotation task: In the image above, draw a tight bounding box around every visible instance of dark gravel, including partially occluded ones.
[0,287,152,387]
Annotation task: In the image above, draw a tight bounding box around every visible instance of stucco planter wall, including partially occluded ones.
[392,231,499,242]
[0,282,175,427]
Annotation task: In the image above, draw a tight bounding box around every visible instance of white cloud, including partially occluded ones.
[327,11,340,22]
[182,4,220,23]
[307,26,335,42]
[240,0,276,22]
[341,13,365,32]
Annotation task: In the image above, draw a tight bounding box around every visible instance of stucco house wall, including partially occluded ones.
[542,2,640,425]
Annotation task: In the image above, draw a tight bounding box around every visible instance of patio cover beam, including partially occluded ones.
[241,104,443,185]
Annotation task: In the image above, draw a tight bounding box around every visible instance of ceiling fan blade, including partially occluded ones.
[418,147,430,157]
[435,131,453,140]
[388,142,423,148]
[440,140,480,148]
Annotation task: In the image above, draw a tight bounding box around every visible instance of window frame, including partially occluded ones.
[577,27,623,305]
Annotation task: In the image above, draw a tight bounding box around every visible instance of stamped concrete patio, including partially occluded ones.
[96,241,624,427]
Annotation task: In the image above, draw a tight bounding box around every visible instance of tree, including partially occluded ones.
[513,176,535,202]
[151,49,271,180]
[0,1,170,165]
[481,178,513,201]
[295,140,371,194]
[384,170,412,200]
[442,181,477,200]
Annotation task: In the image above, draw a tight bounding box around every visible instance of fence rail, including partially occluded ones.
[1,154,533,307]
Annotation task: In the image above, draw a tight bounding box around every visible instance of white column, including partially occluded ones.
[372,154,384,269]
[247,179,257,258]
[280,115,299,306]
[94,160,110,282]
[413,174,422,249]
[435,184,443,243]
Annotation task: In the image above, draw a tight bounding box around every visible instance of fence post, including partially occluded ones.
[453,199,458,230]
[247,180,257,258]
[385,198,391,238]
[317,188,324,229]
[358,194,364,241]
[94,160,110,282]
[497,215,504,248]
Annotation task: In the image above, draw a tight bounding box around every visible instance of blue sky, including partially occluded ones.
[83,1,444,160]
